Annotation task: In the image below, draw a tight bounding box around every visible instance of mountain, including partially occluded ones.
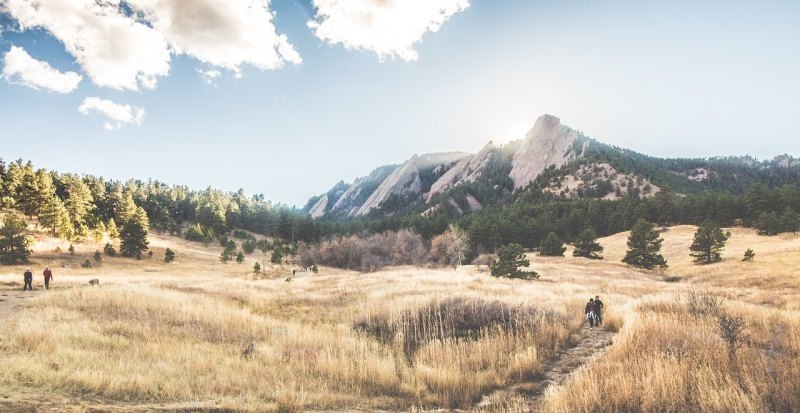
[305,114,800,219]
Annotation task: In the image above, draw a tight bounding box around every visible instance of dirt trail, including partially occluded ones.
[480,326,615,412]
[0,283,39,320]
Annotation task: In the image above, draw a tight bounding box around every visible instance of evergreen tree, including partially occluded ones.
[119,207,149,259]
[92,221,106,243]
[164,248,175,263]
[742,248,755,262]
[236,251,245,264]
[104,242,117,257]
[39,195,68,237]
[17,169,42,218]
[539,232,566,256]
[782,206,799,234]
[106,218,119,239]
[490,243,538,279]
[572,228,604,259]
[0,213,32,264]
[93,250,102,264]
[220,240,236,263]
[253,262,261,274]
[622,218,668,269]
[755,211,783,235]
[68,244,75,255]
[690,220,731,264]
[270,247,283,264]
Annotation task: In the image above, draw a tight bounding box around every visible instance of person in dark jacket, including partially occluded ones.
[23,267,33,291]
[43,266,53,290]
[585,298,596,329]
[594,295,604,326]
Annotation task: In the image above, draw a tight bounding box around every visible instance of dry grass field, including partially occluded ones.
[0,222,798,412]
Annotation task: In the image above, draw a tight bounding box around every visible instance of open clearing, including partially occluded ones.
[0,226,798,412]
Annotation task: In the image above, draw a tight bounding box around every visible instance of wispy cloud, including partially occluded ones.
[2,45,82,93]
[78,97,145,131]
[308,0,470,61]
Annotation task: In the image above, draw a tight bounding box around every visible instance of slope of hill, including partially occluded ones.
[306,114,800,220]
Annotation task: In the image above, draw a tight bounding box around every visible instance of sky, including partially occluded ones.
[0,0,798,206]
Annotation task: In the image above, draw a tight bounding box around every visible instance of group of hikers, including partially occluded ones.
[584,295,604,330]
[22,266,53,291]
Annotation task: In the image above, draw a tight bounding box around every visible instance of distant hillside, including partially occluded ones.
[305,114,800,220]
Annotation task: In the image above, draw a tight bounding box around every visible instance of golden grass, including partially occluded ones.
[0,224,798,411]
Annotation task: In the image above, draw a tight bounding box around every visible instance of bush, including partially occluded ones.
[103,242,116,257]
[353,297,560,362]
[93,250,102,264]
[164,248,175,263]
[185,224,213,244]
[742,248,755,262]
[299,229,426,272]
[80,259,92,268]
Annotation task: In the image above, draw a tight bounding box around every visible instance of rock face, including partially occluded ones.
[353,152,467,216]
[427,142,496,202]
[308,194,329,218]
[509,114,585,189]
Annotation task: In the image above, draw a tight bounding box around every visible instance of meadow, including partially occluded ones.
[0,224,798,412]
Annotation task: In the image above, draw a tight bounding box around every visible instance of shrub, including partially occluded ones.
[717,314,747,359]
[353,297,560,362]
[103,242,117,257]
[299,229,426,272]
[742,248,755,262]
[80,259,92,268]
[164,248,175,263]
[93,250,102,264]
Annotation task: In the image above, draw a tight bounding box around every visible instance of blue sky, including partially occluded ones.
[1,0,798,206]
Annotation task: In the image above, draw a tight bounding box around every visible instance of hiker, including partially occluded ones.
[23,267,33,291]
[594,295,604,326]
[43,266,53,290]
[585,298,596,330]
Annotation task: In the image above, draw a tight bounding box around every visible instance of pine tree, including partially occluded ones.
[270,248,283,264]
[39,195,66,237]
[220,240,236,263]
[236,251,245,264]
[755,211,783,235]
[0,213,32,264]
[93,250,102,264]
[622,218,668,269]
[104,242,117,257]
[742,248,755,262]
[491,243,538,279]
[92,221,106,243]
[68,244,75,255]
[253,262,261,274]
[119,207,149,259]
[690,220,731,264]
[783,206,799,234]
[106,218,119,239]
[164,248,175,263]
[539,232,566,256]
[572,228,604,259]
[17,170,41,218]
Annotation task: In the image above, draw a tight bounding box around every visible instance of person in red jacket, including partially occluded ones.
[43,266,53,290]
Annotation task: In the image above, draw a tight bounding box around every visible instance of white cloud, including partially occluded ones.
[3,0,171,91]
[1,0,299,91]
[128,0,301,71]
[197,68,222,86]
[2,46,82,93]
[308,0,470,61]
[78,97,145,130]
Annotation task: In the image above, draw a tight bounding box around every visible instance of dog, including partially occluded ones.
[88,278,100,286]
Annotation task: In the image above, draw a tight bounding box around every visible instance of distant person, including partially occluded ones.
[23,267,33,291]
[43,266,53,290]
[585,298,596,330]
[594,295,604,326]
